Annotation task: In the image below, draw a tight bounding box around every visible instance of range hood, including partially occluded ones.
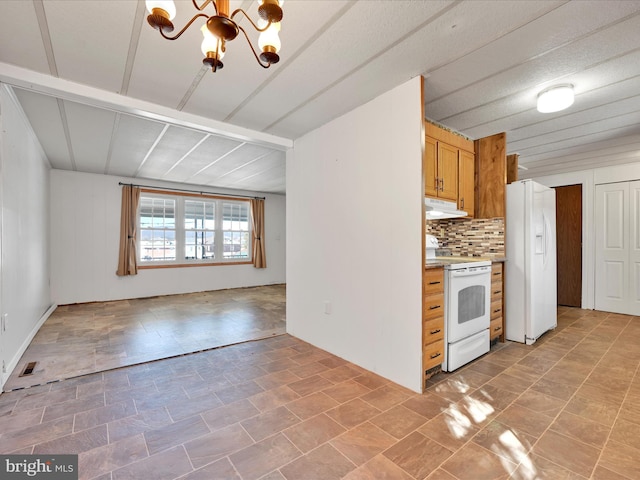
[425,197,467,220]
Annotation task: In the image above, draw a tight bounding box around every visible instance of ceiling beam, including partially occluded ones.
[0,62,293,151]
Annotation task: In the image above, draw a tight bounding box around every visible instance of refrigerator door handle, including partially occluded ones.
[542,213,551,267]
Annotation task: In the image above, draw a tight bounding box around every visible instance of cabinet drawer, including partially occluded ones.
[423,317,444,343]
[423,340,445,370]
[424,269,444,295]
[424,293,444,319]
[491,263,503,282]
[491,285,503,299]
[490,317,503,338]
[490,299,503,319]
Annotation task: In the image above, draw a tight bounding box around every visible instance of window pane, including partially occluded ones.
[139,197,176,262]
[185,230,215,260]
[185,200,215,229]
[221,202,250,259]
[140,229,176,261]
[140,198,175,228]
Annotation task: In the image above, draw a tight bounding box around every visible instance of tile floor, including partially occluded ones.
[0,306,639,479]
[4,284,286,391]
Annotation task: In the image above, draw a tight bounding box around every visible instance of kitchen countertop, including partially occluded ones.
[426,255,506,269]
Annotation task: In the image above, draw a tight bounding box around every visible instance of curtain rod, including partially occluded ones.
[118,182,265,200]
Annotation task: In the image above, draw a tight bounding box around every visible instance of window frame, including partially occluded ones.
[137,189,253,268]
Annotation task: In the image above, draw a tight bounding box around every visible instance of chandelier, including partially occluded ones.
[145,0,284,73]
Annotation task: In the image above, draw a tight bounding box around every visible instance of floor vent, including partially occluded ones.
[19,362,37,377]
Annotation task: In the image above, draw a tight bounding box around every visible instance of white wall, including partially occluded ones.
[50,170,286,305]
[526,160,640,310]
[286,77,424,392]
[0,85,53,389]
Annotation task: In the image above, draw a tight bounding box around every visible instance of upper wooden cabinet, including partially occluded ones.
[424,122,475,213]
[436,142,459,201]
[424,136,438,198]
[475,132,507,218]
[424,136,457,200]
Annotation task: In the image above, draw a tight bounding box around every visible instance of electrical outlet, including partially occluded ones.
[440,227,445,236]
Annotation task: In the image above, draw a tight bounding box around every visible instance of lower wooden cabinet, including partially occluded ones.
[423,267,445,385]
[490,263,504,341]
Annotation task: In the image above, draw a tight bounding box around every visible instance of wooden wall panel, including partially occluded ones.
[475,133,506,219]
[507,154,519,184]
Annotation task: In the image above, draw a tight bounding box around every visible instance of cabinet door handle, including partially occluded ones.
[493,308,501,313]
[435,177,439,191]
[428,281,441,285]
[440,178,444,191]
[430,329,441,335]
[430,352,442,359]
[461,197,464,209]
[493,290,501,294]
[494,326,501,331]
[429,305,441,310]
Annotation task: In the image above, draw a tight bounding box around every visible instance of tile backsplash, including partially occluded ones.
[426,217,504,256]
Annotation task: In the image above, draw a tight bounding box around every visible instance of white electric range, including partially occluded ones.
[426,236,492,371]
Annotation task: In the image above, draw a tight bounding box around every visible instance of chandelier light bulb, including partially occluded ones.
[145,0,176,20]
[537,85,574,113]
[259,21,281,53]
[201,24,224,59]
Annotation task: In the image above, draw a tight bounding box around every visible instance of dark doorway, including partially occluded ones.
[554,184,582,307]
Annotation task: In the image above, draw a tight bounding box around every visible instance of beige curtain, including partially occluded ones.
[250,198,266,268]
[116,185,141,276]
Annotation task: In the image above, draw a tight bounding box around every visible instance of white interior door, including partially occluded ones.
[595,181,640,315]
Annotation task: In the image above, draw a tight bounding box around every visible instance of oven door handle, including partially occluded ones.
[450,268,491,277]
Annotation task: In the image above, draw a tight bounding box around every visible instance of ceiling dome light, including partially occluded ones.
[537,85,574,113]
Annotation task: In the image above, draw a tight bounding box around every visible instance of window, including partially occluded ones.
[138,191,251,266]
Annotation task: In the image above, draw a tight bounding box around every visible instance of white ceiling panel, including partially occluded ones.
[450,52,640,138]
[229,0,454,132]
[43,1,138,92]
[184,142,276,183]
[137,125,209,178]
[12,88,70,169]
[509,110,640,152]
[4,0,640,190]
[507,96,640,143]
[424,1,640,103]
[271,0,564,137]
[162,134,245,182]
[0,1,50,74]
[107,114,167,177]
[182,0,354,121]
[235,163,286,192]
[127,0,210,109]
[522,136,640,177]
[428,13,640,121]
[64,100,117,174]
[521,133,640,166]
[214,152,284,184]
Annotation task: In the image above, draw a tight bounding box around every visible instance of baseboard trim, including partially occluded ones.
[1,303,57,392]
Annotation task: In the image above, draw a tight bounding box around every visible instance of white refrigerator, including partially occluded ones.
[505,179,557,345]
